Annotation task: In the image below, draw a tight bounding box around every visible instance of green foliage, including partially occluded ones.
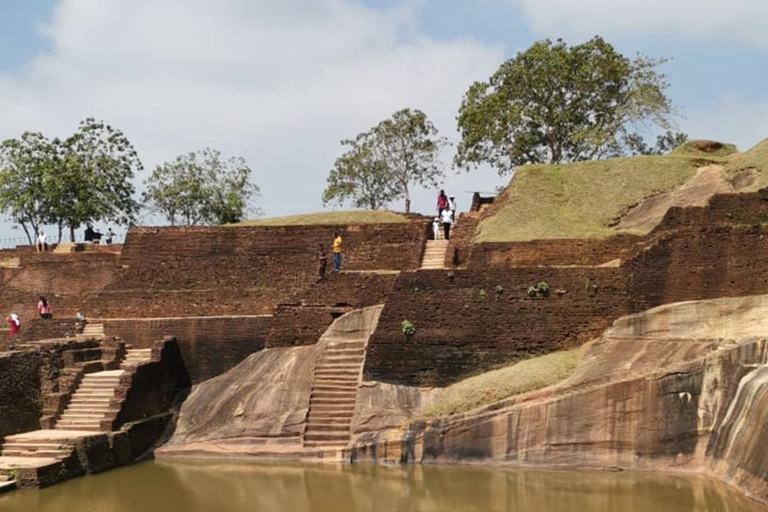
[0,119,142,242]
[478,288,487,300]
[447,270,455,281]
[323,108,447,213]
[143,148,260,226]
[0,132,60,243]
[401,319,416,337]
[527,281,550,298]
[624,131,689,156]
[456,36,677,174]
[6,468,19,480]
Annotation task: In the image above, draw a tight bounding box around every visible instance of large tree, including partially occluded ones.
[143,148,259,226]
[56,118,142,241]
[324,109,447,213]
[455,37,678,174]
[0,132,60,244]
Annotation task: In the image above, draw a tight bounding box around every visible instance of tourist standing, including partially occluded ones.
[448,195,457,221]
[441,208,453,240]
[332,232,343,272]
[38,296,51,319]
[437,190,448,216]
[6,314,19,337]
[105,228,115,245]
[36,230,48,252]
[432,217,441,240]
[318,244,328,280]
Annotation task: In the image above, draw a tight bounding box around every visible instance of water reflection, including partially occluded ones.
[0,460,764,512]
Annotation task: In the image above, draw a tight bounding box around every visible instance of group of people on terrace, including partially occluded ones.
[5,295,52,339]
[435,190,457,240]
[35,226,116,252]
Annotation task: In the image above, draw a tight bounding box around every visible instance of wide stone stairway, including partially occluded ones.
[77,322,105,340]
[55,348,151,432]
[303,336,367,449]
[420,239,449,270]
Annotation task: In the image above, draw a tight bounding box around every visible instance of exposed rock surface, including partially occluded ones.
[348,295,768,505]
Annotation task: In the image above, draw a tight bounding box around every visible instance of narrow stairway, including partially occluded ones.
[303,337,367,450]
[420,239,449,270]
[54,348,151,432]
[78,322,105,340]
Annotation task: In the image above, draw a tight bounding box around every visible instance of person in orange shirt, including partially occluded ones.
[332,232,342,272]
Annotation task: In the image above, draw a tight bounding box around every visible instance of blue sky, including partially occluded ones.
[0,0,766,239]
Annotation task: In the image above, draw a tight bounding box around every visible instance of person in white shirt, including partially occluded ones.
[36,230,48,252]
[440,208,453,240]
[432,217,441,240]
[448,195,457,221]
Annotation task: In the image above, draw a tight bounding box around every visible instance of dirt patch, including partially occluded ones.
[730,167,758,191]
[617,165,732,233]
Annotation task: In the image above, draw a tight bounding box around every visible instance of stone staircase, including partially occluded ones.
[54,349,152,432]
[420,239,449,270]
[303,336,368,450]
[78,322,105,340]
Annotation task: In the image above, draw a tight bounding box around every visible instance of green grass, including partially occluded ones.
[230,210,409,227]
[670,140,738,159]
[725,139,768,190]
[477,155,701,242]
[427,349,580,417]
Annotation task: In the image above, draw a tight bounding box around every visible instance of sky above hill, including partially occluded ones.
[0,0,766,239]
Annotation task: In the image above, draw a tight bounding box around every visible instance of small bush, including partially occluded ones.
[478,288,487,300]
[447,270,455,282]
[527,281,551,298]
[401,319,416,338]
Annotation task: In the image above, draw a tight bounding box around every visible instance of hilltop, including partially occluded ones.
[475,139,768,242]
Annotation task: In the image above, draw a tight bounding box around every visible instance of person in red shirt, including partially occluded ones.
[437,189,448,216]
[38,296,52,319]
[6,314,19,337]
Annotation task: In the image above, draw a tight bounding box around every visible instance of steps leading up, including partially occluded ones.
[122,348,151,367]
[420,239,449,270]
[54,370,125,432]
[77,322,105,340]
[303,337,368,450]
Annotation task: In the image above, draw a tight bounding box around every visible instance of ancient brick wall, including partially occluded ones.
[625,224,768,313]
[265,272,398,348]
[654,189,768,233]
[468,235,643,268]
[0,351,44,438]
[445,212,481,268]
[364,267,627,387]
[102,316,271,383]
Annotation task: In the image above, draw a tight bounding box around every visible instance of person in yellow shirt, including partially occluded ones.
[332,232,342,272]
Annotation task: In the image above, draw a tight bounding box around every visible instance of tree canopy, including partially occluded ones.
[455,37,679,175]
[323,108,447,213]
[0,119,141,242]
[143,148,259,226]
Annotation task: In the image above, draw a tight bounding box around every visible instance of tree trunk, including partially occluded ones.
[69,225,75,243]
[404,185,411,214]
[20,222,31,245]
[57,223,63,243]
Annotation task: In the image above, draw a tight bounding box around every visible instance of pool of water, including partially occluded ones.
[0,460,764,512]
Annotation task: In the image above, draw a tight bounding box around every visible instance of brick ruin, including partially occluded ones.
[3,189,768,486]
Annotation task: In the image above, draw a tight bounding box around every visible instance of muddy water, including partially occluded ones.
[0,460,764,512]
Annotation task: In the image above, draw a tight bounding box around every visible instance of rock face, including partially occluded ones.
[348,295,768,505]
[159,306,384,458]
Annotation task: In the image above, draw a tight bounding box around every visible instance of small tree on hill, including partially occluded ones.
[143,148,260,226]
[323,109,447,213]
[455,36,678,174]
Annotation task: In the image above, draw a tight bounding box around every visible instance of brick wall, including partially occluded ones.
[625,224,768,314]
[266,272,398,347]
[0,351,44,438]
[365,267,627,387]
[102,316,271,383]
[654,189,768,233]
[468,235,643,268]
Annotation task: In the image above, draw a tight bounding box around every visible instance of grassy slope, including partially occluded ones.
[427,349,580,416]
[231,210,409,226]
[725,139,768,190]
[477,155,701,242]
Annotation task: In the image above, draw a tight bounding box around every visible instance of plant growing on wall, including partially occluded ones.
[401,319,416,338]
[494,285,504,301]
[527,281,551,298]
[478,288,487,301]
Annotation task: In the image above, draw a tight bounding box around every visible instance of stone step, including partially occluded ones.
[310,390,358,399]
[312,378,359,387]
[1,449,66,458]
[311,384,359,393]
[308,403,356,413]
[323,347,365,356]
[70,397,113,404]
[327,341,366,350]
[314,363,361,371]
[318,356,364,365]
[60,409,110,416]
[2,442,65,451]
[305,415,354,425]
[304,432,350,442]
[56,425,102,432]
[304,423,351,433]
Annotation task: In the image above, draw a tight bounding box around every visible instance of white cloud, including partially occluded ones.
[0,0,506,227]
[515,0,768,50]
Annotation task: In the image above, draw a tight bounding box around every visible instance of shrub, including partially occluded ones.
[527,281,551,298]
[479,288,487,300]
[401,319,416,338]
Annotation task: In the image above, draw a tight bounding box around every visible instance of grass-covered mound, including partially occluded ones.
[477,155,701,242]
[726,139,768,190]
[427,349,580,416]
[232,210,409,226]
[670,140,738,159]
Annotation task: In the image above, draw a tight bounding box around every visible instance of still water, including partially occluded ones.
[0,460,764,512]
